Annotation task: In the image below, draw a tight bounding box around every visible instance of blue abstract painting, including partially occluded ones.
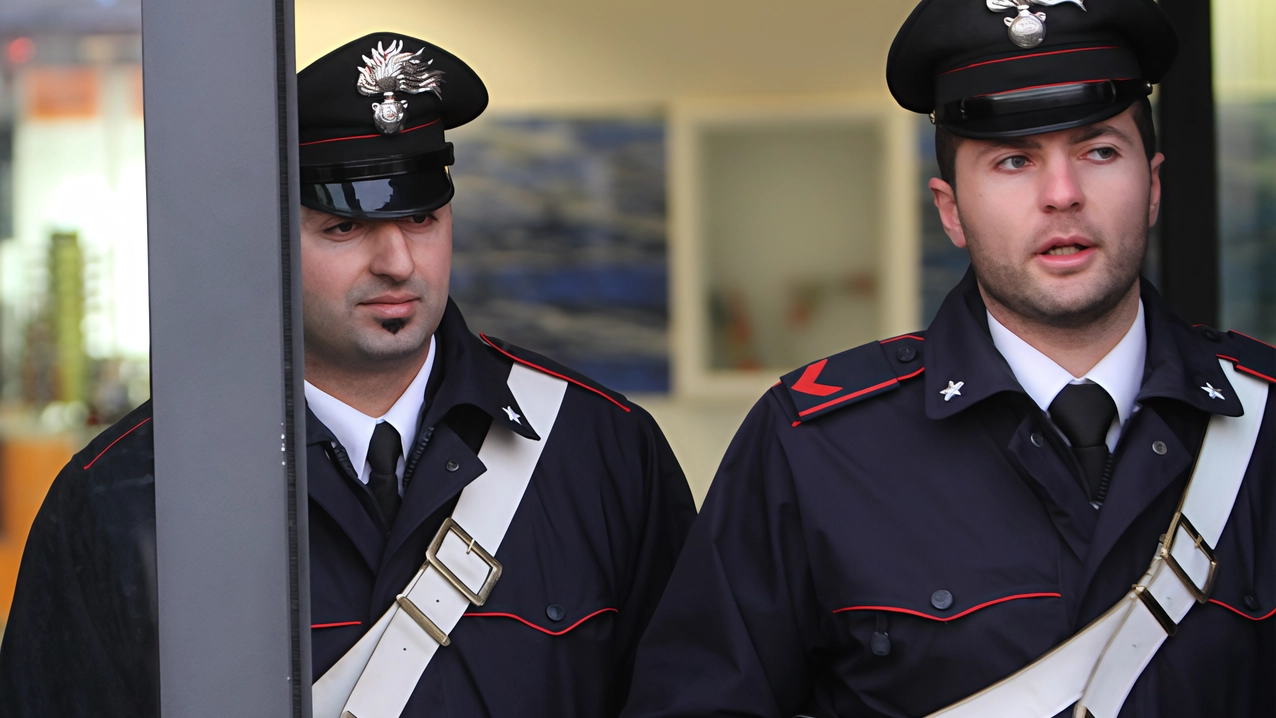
[447,116,669,393]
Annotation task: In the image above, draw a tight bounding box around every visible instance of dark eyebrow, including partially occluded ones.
[1069,123,1133,146]
[974,135,1042,159]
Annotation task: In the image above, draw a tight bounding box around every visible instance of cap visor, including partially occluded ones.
[300,167,454,219]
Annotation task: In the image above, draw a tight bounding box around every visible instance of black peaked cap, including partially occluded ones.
[888,0,1177,138]
[297,32,488,218]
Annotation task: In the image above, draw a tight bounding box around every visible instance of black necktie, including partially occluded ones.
[1049,383,1117,501]
[367,422,403,526]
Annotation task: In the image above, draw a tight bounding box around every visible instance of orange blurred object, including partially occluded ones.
[25,67,100,120]
[0,439,75,621]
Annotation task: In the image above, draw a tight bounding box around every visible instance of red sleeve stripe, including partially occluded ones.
[311,621,362,629]
[940,46,1121,75]
[1217,354,1276,384]
[462,607,618,636]
[880,334,925,344]
[480,334,631,412]
[298,118,440,147]
[83,416,153,470]
[833,592,1061,622]
[1208,599,1276,621]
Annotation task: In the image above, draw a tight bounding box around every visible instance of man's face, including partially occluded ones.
[929,107,1163,328]
[300,204,452,373]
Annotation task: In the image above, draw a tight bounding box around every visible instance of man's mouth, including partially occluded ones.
[1043,245,1086,256]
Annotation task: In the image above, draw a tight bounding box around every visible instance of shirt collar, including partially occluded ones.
[987,300,1146,427]
[303,334,436,475]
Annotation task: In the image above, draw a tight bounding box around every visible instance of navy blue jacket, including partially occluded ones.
[0,299,696,717]
[622,270,1276,718]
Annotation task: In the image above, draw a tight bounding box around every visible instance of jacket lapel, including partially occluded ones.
[306,408,385,573]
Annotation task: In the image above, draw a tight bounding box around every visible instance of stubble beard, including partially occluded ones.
[961,214,1149,331]
[304,276,439,370]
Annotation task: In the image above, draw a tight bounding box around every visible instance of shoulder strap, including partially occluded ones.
[312,363,569,718]
[928,359,1269,718]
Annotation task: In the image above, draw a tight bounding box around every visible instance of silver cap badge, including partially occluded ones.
[987,0,1086,49]
[356,40,446,134]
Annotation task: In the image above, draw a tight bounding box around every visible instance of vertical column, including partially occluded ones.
[1157,0,1219,326]
[142,0,310,714]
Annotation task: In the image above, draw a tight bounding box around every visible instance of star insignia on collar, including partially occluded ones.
[502,405,522,424]
[940,380,964,402]
[1200,382,1225,400]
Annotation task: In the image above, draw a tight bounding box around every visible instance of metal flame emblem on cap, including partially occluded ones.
[987,0,1086,49]
[356,40,446,134]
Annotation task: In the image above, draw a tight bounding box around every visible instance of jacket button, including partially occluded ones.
[1202,328,1222,342]
[931,589,953,610]
[896,345,917,363]
[1152,441,1168,456]
[1030,432,1045,448]
[546,604,566,622]
[1244,594,1259,611]
[445,459,460,472]
[870,631,891,656]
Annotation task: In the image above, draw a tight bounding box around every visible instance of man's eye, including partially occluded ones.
[1089,147,1117,160]
[407,214,431,224]
[998,155,1029,170]
[327,221,357,234]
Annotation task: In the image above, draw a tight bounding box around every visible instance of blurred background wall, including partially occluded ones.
[0,0,1271,629]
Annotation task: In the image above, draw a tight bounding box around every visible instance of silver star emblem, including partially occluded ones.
[502,406,522,424]
[1201,383,1225,400]
[940,381,965,402]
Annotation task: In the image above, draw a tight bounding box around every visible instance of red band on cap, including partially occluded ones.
[299,117,440,147]
[940,46,1122,76]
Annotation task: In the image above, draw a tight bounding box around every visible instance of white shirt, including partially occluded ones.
[303,335,437,494]
[988,301,1146,453]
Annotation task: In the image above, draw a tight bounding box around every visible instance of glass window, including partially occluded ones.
[1216,0,1276,342]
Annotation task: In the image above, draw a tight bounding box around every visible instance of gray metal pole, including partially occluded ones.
[142,0,311,714]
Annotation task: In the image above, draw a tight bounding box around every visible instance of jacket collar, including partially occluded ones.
[924,268,1026,420]
[922,268,1243,421]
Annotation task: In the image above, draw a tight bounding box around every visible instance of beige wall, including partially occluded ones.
[296,0,914,108]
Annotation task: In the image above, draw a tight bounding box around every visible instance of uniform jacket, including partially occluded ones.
[622,269,1276,718]
[0,299,696,717]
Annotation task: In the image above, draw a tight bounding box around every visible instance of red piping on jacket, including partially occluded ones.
[880,334,925,344]
[299,118,440,147]
[833,592,1061,622]
[939,46,1121,75]
[462,607,618,636]
[83,417,152,470]
[480,334,631,412]
[796,367,925,419]
[1217,354,1276,384]
[1229,330,1276,349]
[311,621,362,629]
[1208,599,1276,621]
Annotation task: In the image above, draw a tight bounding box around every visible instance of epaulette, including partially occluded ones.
[781,333,926,425]
[479,334,632,413]
[1209,327,1276,384]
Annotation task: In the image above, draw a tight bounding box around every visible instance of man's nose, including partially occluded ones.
[1040,156,1085,213]
[367,224,415,280]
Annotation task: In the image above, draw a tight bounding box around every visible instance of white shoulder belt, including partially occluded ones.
[312,362,568,718]
[929,359,1269,718]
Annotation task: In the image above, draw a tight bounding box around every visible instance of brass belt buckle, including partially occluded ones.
[1159,513,1218,604]
[426,517,503,606]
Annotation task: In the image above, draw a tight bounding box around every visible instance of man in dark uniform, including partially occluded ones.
[622,1,1276,717]
[0,33,696,717]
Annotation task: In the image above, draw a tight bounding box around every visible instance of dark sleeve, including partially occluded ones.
[0,454,159,717]
[621,392,823,718]
[610,404,699,710]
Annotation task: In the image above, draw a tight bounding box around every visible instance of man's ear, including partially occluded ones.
[1147,152,1164,228]
[929,177,967,249]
